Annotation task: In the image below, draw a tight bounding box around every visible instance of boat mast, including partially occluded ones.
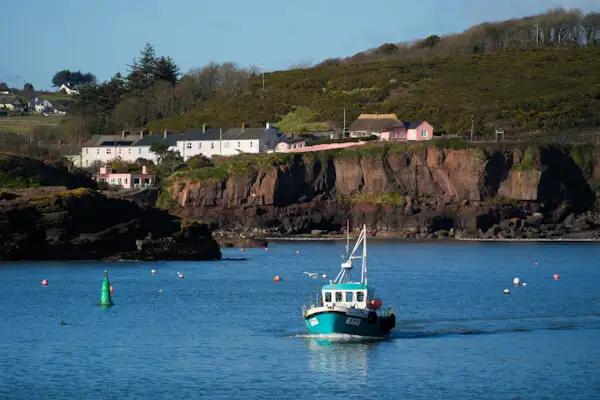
[362,224,367,286]
[345,219,349,256]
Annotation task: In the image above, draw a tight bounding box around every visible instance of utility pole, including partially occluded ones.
[470,115,474,141]
[535,20,540,45]
[343,107,346,138]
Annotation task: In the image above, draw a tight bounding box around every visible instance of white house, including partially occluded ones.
[31,98,53,114]
[176,123,282,160]
[79,131,181,167]
[59,84,80,95]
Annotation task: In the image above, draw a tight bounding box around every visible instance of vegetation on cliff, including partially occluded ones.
[0,154,96,189]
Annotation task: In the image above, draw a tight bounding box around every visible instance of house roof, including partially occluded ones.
[178,127,276,141]
[404,121,424,129]
[83,135,136,147]
[223,128,275,140]
[0,96,23,105]
[281,138,306,145]
[348,113,403,132]
[134,133,182,147]
[179,128,223,141]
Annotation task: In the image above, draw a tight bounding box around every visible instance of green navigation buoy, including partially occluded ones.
[100,270,113,306]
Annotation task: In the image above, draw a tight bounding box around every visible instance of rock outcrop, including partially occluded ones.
[0,187,221,261]
[162,143,600,240]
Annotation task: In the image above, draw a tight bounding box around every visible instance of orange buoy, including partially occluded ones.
[553,273,559,280]
[41,279,48,286]
[109,285,115,293]
[273,275,281,282]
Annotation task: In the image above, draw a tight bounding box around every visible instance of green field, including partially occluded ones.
[0,115,65,134]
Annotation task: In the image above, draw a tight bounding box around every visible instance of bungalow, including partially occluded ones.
[176,123,282,160]
[0,96,25,113]
[348,113,434,141]
[59,84,80,95]
[94,166,154,189]
[275,138,307,152]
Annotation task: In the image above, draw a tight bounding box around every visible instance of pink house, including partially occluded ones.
[275,138,307,152]
[348,113,434,141]
[94,166,155,189]
[403,121,434,141]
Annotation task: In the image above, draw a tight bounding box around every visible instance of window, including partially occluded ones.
[399,132,405,139]
[128,148,131,154]
[198,143,202,149]
[97,149,100,155]
[85,149,88,154]
[118,148,122,154]
[250,141,253,147]
[324,292,331,302]
[237,141,241,148]
[335,292,343,302]
[211,143,214,149]
[124,178,128,184]
[106,149,111,154]
[139,148,141,154]
[357,292,365,302]
[346,292,353,302]
[421,129,428,137]
[186,142,192,150]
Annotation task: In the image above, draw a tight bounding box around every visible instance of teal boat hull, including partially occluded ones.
[304,310,395,338]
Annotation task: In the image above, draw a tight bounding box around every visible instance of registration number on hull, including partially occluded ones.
[345,317,361,326]
[309,318,319,326]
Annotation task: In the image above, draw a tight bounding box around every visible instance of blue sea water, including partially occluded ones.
[0,241,599,400]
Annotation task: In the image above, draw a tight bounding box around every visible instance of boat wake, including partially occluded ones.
[289,315,600,341]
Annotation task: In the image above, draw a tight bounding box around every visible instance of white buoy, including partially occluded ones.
[513,277,520,286]
[522,282,527,287]
[178,273,184,279]
[151,269,157,275]
[504,289,510,294]
[322,274,327,279]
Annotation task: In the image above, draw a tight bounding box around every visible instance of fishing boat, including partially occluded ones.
[301,224,396,338]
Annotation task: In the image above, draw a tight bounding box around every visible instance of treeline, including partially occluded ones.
[317,8,600,66]
[57,43,257,143]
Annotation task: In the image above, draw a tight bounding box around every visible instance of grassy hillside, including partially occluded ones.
[146,48,600,137]
[0,115,65,134]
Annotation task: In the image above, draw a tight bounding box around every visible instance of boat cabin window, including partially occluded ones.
[346,292,353,302]
[324,292,331,302]
[357,291,365,302]
[335,292,343,302]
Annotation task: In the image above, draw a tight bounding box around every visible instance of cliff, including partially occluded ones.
[0,187,221,261]
[162,141,600,240]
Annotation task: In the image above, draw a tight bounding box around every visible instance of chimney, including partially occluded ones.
[241,121,246,130]
[142,165,148,174]
[266,122,270,130]
[163,129,171,139]
[202,123,206,133]
[100,166,107,175]
[140,129,146,139]
[121,130,129,139]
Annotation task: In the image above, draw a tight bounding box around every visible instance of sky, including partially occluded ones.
[2,0,598,90]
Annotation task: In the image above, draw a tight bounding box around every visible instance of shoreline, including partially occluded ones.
[264,236,600,243]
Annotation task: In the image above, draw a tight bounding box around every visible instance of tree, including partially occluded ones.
[23,83,34,91]
[150,141,169,158]
[52,70,97,88]
[0,82,8,91]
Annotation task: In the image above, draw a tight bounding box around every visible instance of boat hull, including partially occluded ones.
[304,309,395,338]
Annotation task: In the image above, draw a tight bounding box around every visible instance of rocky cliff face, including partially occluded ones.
[164,143,600,239]
[0,187,221,261]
